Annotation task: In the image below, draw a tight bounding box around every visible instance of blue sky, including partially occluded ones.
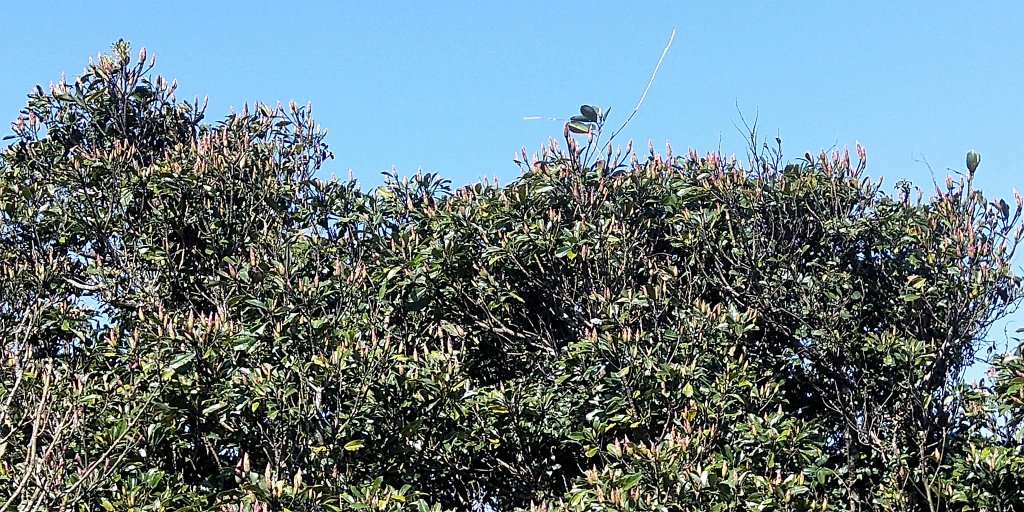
[3,2,1023,371]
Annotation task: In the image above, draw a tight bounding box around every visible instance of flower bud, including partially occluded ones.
[966,150,981,175]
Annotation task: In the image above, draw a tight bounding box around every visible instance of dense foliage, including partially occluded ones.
[2,41,1023,511]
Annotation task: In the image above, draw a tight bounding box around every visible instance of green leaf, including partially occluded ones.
[620,473,643,490]
[568,121,591,134]
[202,402,227,415]
[580,104,599,122]
[168,352,195,370]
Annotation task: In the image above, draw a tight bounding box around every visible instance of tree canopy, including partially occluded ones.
[2,40,1024,512]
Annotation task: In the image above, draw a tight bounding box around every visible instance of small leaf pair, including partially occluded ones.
[568,105,602,134]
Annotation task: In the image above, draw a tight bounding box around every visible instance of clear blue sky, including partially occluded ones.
[3,2,1023,373]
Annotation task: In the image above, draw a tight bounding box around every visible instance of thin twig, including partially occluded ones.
[59,391,157,502]
[0,364,52,512]
[607,28,676,145]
